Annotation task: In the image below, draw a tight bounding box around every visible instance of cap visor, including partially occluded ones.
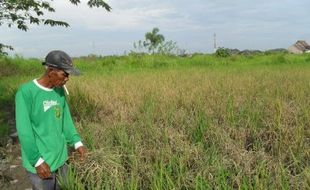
[65,68,81,76]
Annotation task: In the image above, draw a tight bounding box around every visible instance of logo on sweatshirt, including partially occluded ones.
[43,100,59,112]
[54,106,61,118]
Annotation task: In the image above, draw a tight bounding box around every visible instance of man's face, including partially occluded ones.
[48,67,69,87]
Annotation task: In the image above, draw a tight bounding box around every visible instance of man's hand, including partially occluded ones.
[76,146,87,160]
[35,162,51,179]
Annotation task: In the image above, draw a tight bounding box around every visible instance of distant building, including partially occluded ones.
[288,40,310,54]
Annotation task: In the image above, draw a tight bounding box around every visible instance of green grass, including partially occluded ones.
[1,53,310,189]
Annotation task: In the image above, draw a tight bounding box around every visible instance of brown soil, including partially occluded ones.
[0,142,32,190]
[0,91,32,189]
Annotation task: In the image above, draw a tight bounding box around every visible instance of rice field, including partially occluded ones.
[1,53,310,189]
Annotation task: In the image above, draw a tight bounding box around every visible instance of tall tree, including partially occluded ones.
[133,27,184,55]
[144,27,165,53]
[0,0,111,55]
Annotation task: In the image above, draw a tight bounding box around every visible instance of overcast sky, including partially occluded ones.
[1,0,309,58]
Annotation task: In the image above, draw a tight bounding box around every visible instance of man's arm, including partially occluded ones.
[63,100,86,158]
[15,89,42,166]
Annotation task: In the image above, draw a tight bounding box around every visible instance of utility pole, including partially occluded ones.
[213,33,217,53]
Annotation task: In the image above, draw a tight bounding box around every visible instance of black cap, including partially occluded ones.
[42,50,81,76]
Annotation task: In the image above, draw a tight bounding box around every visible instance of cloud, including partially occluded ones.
[42,0,204,31]
[2,0,310,57]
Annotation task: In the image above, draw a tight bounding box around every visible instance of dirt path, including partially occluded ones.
[0,102,32,189]
[0,142,32,190]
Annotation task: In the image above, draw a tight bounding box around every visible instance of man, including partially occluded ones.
[15,50,86,190]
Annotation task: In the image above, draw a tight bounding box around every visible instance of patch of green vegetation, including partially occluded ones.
[1,53,310,189]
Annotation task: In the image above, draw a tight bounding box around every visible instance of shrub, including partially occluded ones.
[215,47,231,57]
